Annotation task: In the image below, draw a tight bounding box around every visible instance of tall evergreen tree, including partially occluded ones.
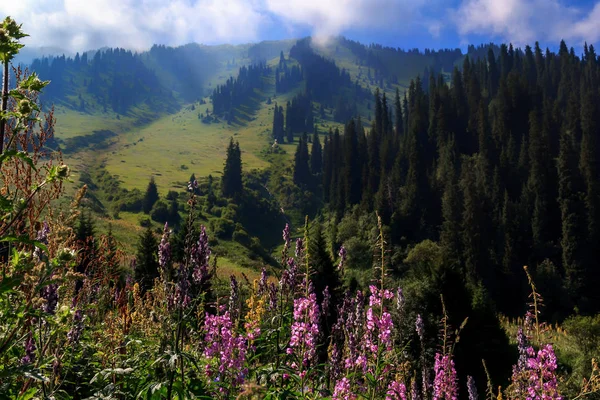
[310,129,322,175]
[293,133,311,187]
[142,177,159,214]
[135,225,159,293]
[222,138,243,198]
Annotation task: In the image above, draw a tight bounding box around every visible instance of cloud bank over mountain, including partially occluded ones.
[2,0,600,53]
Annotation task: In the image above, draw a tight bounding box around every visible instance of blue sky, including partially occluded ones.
[2,0,600,54]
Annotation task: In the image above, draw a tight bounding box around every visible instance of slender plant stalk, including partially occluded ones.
[0,59,8,155]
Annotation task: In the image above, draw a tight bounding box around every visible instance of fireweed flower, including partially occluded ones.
[433,353,458,400]
[287,289,320,368]
[333,377,357,400]
[467,375,478,400]
[524,344,562,400]
[21,333,36,365]
[386,380,408,400]
[203,311,248,387]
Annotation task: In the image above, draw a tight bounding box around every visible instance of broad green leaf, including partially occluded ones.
[0,150,36,170]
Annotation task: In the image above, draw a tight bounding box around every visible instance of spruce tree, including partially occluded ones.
[222,138,243,198]
[310,129,322,175]
[293,133,311,187]
[135,225,160,293]
[142,177,159,214]
[558,125,587,309]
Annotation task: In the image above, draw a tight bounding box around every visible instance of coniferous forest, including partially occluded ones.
[4,14,600,400]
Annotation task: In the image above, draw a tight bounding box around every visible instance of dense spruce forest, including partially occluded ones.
[304,41,600,320]
[3,13,600,399]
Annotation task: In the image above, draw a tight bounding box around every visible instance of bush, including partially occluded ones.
[210,218,235,239]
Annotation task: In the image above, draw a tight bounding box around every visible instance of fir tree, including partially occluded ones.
[222,138,243,198]
[142,177,159,214]
[310,129,322,175]
[293,133,311,187]
[135,225,160,293]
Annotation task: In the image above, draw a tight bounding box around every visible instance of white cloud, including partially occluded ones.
[1,0,268,52]
[452,0,600,46]
[0,0,431,53]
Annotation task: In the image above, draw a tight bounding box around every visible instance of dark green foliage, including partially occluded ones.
[293,133,311,188]
[272,104,285,143]
[314,40,600,318]
[211,64,269,122]
[142,177,159,214]
[135,225,159,292]
[310,129,322,175]
[221,138,243,198]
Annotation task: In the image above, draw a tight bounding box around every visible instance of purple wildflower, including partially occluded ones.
[171,263,191,310]
[333,377,356,400]
[415,314,425,341]
[338,245,347,272]
[386,380,408,400]
[433,353,458,400]
[523,344,562,400]
[158,222,171,272]
[280,257,298,292]
[467,375,478,400]
[41,280,59,315]
[396,287,404,311]
[21,333,36,365]
[258,267,268,295]
[203,311,248,387]
[295,238,304,259]
[268,282,278,311]
[322,286,331,317]
[282,223,291,249]
[67,309,84,344]
[34,221,50,260]
[287,290,320,367]
[192,225,211,285]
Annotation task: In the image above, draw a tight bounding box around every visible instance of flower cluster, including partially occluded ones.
[433,353,458,400]
[524,344,562,400]
[158,222,171,272]
[203,311,248,387]
[287,289,320,368]
[333,377,357,400]
[21,333,36,365]
[386,380,408,400]
[191,225,211,285]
